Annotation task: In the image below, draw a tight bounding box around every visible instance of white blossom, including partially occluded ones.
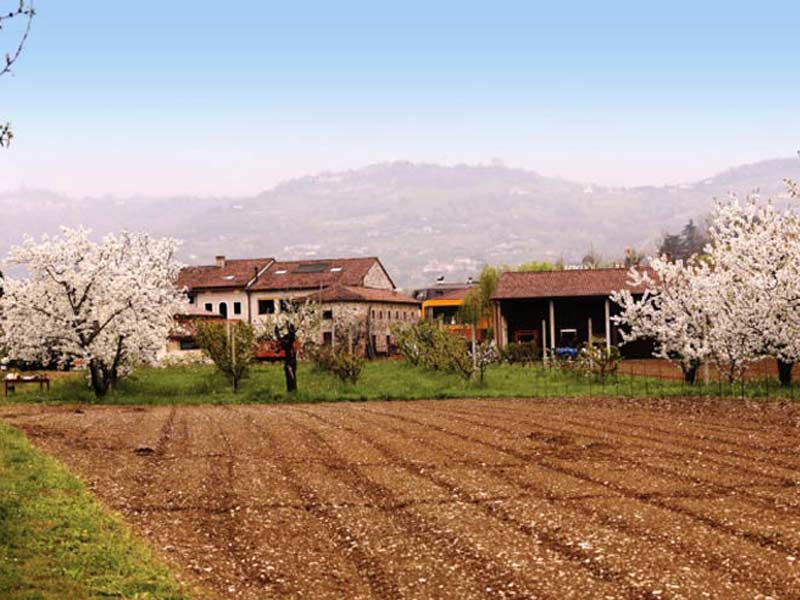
[0,227,186,395]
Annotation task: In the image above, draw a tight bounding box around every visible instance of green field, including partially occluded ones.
[3,360,796,405]
[0,422,190,600]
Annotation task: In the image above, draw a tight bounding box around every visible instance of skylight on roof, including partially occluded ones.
[294,262,330,274]
[222,275,235,280]
[274,269,288,275]
[330,266,343,272]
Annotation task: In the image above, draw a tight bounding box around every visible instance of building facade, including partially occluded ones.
[176,255,420,355]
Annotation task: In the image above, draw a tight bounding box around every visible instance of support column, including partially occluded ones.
[549,300,555,350]
[588,317,593,347]
[541,319,547,364]
[604,298,611,350]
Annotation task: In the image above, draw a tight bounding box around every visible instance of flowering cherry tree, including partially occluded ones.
[612,258,714,383]
[0,228,186,396]
[614,179,800,386]
[706,183,800,385]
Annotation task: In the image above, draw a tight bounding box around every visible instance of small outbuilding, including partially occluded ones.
[491,268,654,358]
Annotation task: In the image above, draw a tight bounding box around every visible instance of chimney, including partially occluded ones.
[215,255,226,268]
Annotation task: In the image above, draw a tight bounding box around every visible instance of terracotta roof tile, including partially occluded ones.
[308,285,420,305]
[177,258,274,290]
[249,257,389,291]
[492,268,651,300]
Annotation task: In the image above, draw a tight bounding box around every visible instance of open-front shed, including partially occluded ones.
[491,268,654,358]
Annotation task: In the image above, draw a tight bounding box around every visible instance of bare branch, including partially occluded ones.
[0,1,35,147]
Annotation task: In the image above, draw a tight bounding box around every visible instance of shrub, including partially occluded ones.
[310,346,365,385]
[576,344,621,380]
[391,322,422,366]
[195,321,256,392]
[473,340,499,384]
[329,352,365,385]
[392,320,497,382]
[501,342,540,365]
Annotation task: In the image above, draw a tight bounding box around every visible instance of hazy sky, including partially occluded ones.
[0,1,798,197]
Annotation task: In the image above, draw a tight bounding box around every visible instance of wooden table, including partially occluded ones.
[3,376,50,397]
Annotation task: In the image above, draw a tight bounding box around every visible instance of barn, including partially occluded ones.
[491,268,654,358]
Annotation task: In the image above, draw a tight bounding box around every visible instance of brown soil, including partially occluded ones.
[2,397,800,599]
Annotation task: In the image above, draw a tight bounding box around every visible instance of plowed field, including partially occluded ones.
[2,397,799,599]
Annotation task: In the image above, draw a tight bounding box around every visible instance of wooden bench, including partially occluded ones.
[3,376,50,397]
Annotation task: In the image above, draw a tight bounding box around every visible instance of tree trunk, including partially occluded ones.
[777,359,793,387]
[283,356,297,392]
[470,323,477,373]
[681,359,699,385]
[89,360,111,397]
[276,323,298,393]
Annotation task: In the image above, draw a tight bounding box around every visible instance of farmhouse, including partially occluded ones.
[491,267,653,358]
[176,255,420,354]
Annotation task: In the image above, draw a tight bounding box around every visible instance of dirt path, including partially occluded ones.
[2,398,799,599]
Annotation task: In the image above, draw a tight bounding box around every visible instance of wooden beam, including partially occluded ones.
[604,298,611,350]
[549,300,555,350]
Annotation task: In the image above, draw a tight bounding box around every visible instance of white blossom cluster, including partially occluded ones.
[613,179,800,381]
[0,228,186,386]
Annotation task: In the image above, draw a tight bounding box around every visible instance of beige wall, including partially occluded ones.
[186,285,421,356]
[190,289,249,320]
[248,290,312,325]
[318,301,420,354]
[363,262,393,290]
[366,302,420,353]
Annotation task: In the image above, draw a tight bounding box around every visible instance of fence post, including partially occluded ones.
[629,365,633,397]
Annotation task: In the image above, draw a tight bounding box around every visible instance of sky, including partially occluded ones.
[0,1,798,197]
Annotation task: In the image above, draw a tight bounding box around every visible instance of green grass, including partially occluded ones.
[0,422,191,599]
[5,360,799,405]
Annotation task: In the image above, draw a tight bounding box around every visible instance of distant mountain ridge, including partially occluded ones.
[1,157,798,289]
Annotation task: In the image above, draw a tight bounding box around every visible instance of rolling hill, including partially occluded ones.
[1,158,798,289]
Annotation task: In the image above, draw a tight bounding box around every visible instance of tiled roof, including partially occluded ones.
[249,257,389,291]
[492,268,651,300]
[434,287,473,301]
[308,285,420,305]
[177,258,274,290]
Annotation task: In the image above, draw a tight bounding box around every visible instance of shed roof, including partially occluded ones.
[492,268,651,300]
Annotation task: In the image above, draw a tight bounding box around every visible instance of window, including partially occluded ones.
[219,302,228,318]
[233,302,242,315]
[179,339,199,351]
[322,309,333,320]
[204,302,213,312]
[395,311,399,320]
[293,262,329,274]
[279,299,292,311]
[258,299,275,315]
[323,331,333,346]
[379,311,383,319]
[371,309,375,318]
[188,295,195,305]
